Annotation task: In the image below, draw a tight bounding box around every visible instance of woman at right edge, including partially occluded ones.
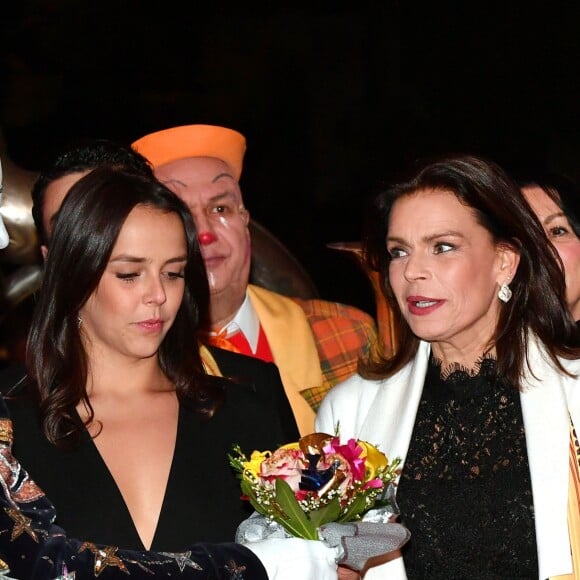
[518,170,580,325]
[317,154,580,579]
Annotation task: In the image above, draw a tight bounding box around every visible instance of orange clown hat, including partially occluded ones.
[132,124,246,180]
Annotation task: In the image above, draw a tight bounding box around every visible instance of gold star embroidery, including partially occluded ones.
[160,551,203,572]
[4,507,38,542]
[0,557,14,577]
[79,542,128,576]
[0,420,13,445]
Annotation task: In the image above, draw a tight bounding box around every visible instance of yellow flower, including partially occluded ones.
[358,441,388,480]
[243,450,271,480]
[279,442,300,451]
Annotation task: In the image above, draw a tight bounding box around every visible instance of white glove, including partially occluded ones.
[246,537,339,580]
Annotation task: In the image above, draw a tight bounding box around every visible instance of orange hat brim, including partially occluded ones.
[132,124,246,180]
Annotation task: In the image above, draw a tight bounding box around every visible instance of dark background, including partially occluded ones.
[1,2,580,315]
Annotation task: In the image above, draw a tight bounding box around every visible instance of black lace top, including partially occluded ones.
[396,356,538,579]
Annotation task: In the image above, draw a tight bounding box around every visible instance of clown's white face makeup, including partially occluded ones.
[155,157,251,327]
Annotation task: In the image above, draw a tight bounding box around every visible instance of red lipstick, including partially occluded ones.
[406,296,444,316]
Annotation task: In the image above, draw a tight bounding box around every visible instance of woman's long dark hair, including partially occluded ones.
[361,153,578,386]
[26,166,223,446]
[517,170,580,238]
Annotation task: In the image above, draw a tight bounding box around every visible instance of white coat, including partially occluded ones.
[316,337,580,579]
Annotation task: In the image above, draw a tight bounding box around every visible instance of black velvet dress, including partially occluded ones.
[3,347,299,552]
[0,396,269,580]
[396,357,538,579]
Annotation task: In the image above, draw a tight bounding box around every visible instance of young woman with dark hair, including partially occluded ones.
[6,167,298,553]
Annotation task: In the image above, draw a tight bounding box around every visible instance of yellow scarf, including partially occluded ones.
[247,285,323,435]
[200,344,222,377]
[551,418,580,579]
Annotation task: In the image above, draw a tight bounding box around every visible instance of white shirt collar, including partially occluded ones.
[216,291,260,354]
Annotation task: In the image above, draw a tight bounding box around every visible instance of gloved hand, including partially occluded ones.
[245,537,339,580]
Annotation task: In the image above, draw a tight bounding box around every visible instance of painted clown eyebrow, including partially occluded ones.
[159,173,235,187]
[205,191,236,203]
[159,178,187,188]
[212,172,235,183]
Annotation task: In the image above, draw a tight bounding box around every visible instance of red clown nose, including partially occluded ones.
[198,231,217,245]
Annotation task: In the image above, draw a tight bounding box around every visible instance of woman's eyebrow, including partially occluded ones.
[109,255,187,264]
[387,231,464,244]
[543,211,567,225]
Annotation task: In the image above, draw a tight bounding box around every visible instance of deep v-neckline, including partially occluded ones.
[75,406,181,550]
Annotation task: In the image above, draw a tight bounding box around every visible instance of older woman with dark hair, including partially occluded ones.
[519,171,580,322]
[317,154,580,579]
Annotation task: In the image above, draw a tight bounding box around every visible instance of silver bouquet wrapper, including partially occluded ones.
[236,509,410,572]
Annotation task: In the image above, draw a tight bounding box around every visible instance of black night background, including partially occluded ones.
[1,2,579,322]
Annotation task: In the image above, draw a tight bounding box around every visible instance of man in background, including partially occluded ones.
[133,125,377,434]
[31,139,155,258]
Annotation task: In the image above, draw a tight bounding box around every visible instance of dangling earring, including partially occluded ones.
[77,314,83,328]
[498,282,512,303]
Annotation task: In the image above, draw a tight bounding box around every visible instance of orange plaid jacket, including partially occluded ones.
[293,297,378,411]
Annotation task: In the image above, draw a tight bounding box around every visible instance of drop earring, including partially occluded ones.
[498,282,512,303]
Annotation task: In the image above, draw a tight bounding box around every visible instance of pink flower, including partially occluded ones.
[259,448,306,491]
[323,437,366,482]
[363,477,384,490]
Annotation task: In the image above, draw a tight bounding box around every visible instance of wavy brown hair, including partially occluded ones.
[26,166,224,447]
[361,153,578,386]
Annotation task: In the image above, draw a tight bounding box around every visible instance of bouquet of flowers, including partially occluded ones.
[229,432,401,541]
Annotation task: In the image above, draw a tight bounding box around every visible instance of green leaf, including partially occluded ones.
[338,493,369,522]
[307,496,341,528]
[272,479,318,540]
